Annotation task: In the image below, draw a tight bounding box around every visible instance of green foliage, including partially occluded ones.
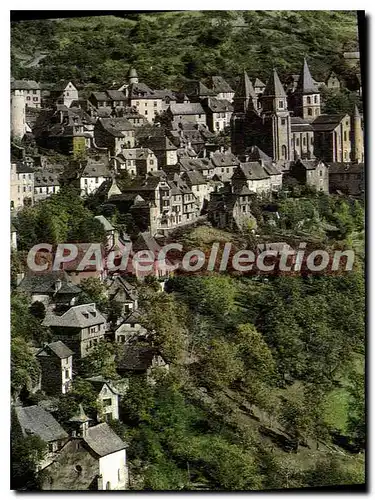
[14,187,106,250]
[321,86,362,115]
[11,336,41,398]
[347,371,365,449]
[200,338,244,390]
[55,377,100,422]
[11,12,358,88]
[77,277,109,311]
[79,340,119,380]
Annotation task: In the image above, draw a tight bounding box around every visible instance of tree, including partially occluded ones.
[347,371,365,450]
[200,338,244,390]
[77,277,109,312]
[79,340,119,380]
[11,336,41,399]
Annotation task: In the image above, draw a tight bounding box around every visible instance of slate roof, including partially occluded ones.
[84,423,126,457]
[15,405,68,443]
[179,158,214,172]
[205,98,233,113]
[235,70,257,100]
[102,117,134,131]
[291,116,314,132]
[210,76,234,94]
[295,159,322,170]
[81,161,111,178]
[263,69,286,98]
[106,89,127,101]
[182,170,207,185]
[34,173,61,187]
[37,341,74,359]
[254,78,266,88]
[311,114,347,132]
[183,80,216,98]
[116,346,164,372]
[128,82,156,99]
[142,135,177,151]
[16,162,34,174]
[94,215,115,232]
[245,146,272,163]
[238,162,271,180]
[169,102,205,116]
[263,162,282,176]
[295,58,319,94]
[43,303,106,328]
[11,79,40,90]
[18,271,81,295]
[92,91,109,102]
[85,376,119,395]
[52,80,76,92]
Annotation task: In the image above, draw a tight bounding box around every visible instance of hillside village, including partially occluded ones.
[10,15,365,492]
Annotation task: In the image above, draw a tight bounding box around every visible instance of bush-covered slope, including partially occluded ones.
[11,11,359,90]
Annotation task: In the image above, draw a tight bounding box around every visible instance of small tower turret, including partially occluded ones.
[351,104,364,163]
[292,58,321,122]
[128,68,139,85]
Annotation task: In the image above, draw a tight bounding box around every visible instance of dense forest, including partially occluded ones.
[11,185,365,490]
[11,11,360,91]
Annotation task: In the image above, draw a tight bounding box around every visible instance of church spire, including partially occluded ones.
[233,70,257,113]
[295,58,318,94]
[263,68,286,98]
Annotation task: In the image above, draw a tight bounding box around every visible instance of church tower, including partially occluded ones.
[351,104,364,163]
[128,68,139,85]
[11,90,26,140]
[292,58,321,122]
[260,68,292,161]
[231,70,259,155]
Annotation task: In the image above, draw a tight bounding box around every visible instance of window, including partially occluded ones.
[281,118,286,125]
[314,95,318,104]
[279,100,284,108]
[344,131,347,141]
[95,177,99,183]
[145,102,148,107]
[33,90,37,95]
[118,469,121,482]
[29,174,32,180]
[308,108,312,116]
[84,179,88,185]
[23,187,26,193]
[23,174,26,180]
[198,114,202,119]
[296,138,300,146]
[106,482,111,490]
[75,465,82,473]
[303,137,306,146]
[311,136,314,145]
[307,96,311,104]
[28,186,32,192]
[319,170,323,177]
[18,186,20,193]
[144,110,148,115]
[103,398,112,407]
[65,369,70,378]
[154,101,157,107]
[66,92,69,96]
[33,97,38,102]
[281,145,287,159]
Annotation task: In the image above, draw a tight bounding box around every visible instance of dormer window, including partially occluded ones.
[279,100,284,108]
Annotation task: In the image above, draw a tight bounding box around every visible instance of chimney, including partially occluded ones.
[71,430,77,437]
[220,146,224,153]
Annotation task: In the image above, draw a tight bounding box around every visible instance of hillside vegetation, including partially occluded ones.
[11,11,359,90]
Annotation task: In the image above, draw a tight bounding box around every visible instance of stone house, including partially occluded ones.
[208,186,256,232]
[253,77,266,97]
[127,77,163,123]
[210,151,240,182]
[139,135,178,169]
[232,162,271,194]
[179,157,215,179]
[42,303,106,359]
[79,160,112,196]
[18,271,82,307]
[40,411,128,491]
[208,75,235,102]
[34,172,60,202]
[114,310,148,345]
[106,276,138,315]
[181,170,211,212]
[288,159,329,193]
[325,71,341,90]
[14,405,69,471]
[85,377,120,423]
[10,161,34,210]
[201,97,233,133]
[328,162,364,196]
[49,80,79,108]
[311,113,352,163]
[115,346,169,379]
[11,80,41,108]
[181,80,217,102]
[114,148,158,176]
[36,341,74,396]
[167,102,207,127]
[94,117,135,156]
